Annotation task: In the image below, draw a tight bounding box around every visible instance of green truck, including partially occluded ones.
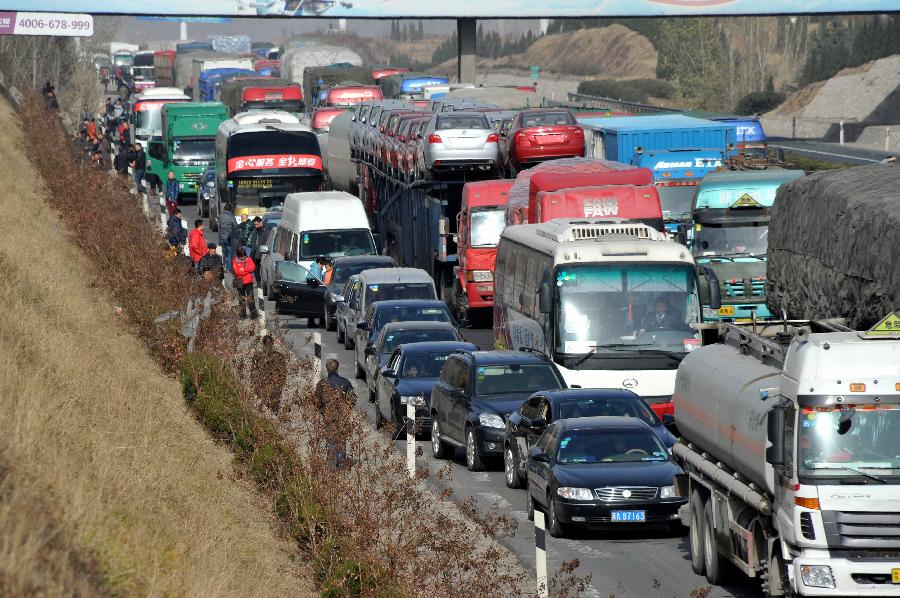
[147,102,229,198]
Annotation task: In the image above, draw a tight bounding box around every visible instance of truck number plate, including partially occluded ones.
[611,510,645,522]
[892,568,900,583]
[718,306,735,316]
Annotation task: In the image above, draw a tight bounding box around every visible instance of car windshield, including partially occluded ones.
[381,329,458,354]
[799,405,900,476]
[556,429,668,464]
[401,351,455,378]
[275,260,313,283]
[474,364,562,396]
[366,283,435,302]
[469,208,506,248]
[436,115,490,130]
[555,264,701,357]
[299,230,375,259]
[374,306,451,330]
[522,112,575,127]
[557,398,658,426]
[172,138,215,162]
[694,222,768,257]
[332,261,392,286]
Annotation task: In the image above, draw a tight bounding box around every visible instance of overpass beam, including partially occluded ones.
[457,18,476,85]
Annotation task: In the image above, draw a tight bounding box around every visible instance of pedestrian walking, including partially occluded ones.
[232,247,259,320]
[314,358,356,468]
[164,171,180,215]
[249,216,266,284]
[218,203,238,272]
[188,219,208,275]
[237,213,253,254]
[166,208,187,247]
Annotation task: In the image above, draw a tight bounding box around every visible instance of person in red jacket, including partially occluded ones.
[232,246,258,320]
[188,219,208,275]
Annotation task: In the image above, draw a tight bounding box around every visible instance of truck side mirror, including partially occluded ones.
[698,266,721,311]
[766,407,785,468]
[538,282,553,314]
[675,223,689,246]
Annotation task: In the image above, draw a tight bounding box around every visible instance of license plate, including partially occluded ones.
[718,306,735,316]
[537,134,565,144]
[611,510,646,522]
[245,207,266,217]
[892,568,900,583]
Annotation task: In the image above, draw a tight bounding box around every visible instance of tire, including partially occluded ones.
[689,490,706,575]
[324,305,335,331]
[374,403,384,430]
[465,426,485,472]
[307,317,318,328]
[336,323,345,344]
[344,329,354,350]
[526,490,535,521]
[547,495,566,538]
[431,419,450,459]
[504,443,523,489]
[766,553,792,598]
[355,359,365,380]
[703,499,728,585]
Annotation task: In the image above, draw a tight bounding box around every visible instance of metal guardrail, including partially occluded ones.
[563,92,675,114]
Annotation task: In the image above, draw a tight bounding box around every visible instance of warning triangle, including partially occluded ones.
[732,193,761,208]
[865,311,900,336]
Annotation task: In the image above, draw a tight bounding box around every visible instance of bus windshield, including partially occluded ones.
[469,208,506,248]
[554,263,700,358]
[135,109,162,138]
[694,222,768,258]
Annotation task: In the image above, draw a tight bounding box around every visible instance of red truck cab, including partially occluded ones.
[241,84,304,113]
[453,180,513,320]
[325,85,383,107]
[526,167,655,224]
[534,185,664,231]
[311,107,347,132]
[372,67,410,80]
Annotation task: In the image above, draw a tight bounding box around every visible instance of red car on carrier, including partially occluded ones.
[503,109,585,177]
[451,180,513,321]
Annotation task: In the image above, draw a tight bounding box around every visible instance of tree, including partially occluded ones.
[656,18,731,110]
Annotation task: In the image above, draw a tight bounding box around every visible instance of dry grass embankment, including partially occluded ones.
[0,95,312,595]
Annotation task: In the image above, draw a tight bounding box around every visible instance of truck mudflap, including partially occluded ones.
[788,553,900,596]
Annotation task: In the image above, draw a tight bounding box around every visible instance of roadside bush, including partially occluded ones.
[734,90,785,115]
[577,78,674,102]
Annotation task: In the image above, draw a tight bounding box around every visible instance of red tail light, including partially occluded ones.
[428,134,442,144]
[399,135,406,142]
[486,133,499,143]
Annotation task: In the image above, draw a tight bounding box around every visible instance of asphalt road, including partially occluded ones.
[768,138,893,165]
[172,195,762,598]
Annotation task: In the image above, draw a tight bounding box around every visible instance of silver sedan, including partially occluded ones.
[421,112,500,178]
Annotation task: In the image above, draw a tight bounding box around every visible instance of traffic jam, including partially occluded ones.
[114,38,900,598]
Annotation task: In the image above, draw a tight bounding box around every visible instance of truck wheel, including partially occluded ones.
[343,330,354,350]
[431,419,450,459]
[765,553,792,597]
[526,490,535,521]
[703,500,728,585]
[689,490,706,575]
[355,359,365,379]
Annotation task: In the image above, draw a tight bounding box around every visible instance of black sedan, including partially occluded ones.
[322,255,396,331]
[374,340,477,435]
[271,260,327,320]
[526,417,686,538]
[504,389,677,489]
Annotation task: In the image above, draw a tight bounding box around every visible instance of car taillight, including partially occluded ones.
[428,134,442,144]
[486,133,498,143]
[399,135,406,142]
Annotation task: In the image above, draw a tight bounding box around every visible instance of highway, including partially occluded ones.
[174,200,761,598]
[768,138,893,165]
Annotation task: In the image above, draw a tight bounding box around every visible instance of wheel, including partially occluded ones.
[465,426,485,472]
[336,322,345,344]
[689,490,706,575]
[431,419,451,459]
[307,317,318,328]
[504,443,523,489]
[765,552,793,597]
[526,490,534,521]
[324,305,335,331]
[703,499,728,585]
[392,405,407,439]
[368,387,376,404]
[355,356,366,379]
[374,403,384,429]
[547,495,566,538]
[344,329,354,350]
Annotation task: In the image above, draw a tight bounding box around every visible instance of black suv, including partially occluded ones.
[430,350,566,471]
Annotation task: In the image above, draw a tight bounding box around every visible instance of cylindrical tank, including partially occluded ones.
[324,111,356,196]
[673,342,781,495]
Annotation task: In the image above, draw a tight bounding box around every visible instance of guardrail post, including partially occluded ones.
[839,120,845,145]
[406,401,416,478]
[885,127,891,152]
[313,332,322,380]
[535,510,549,598]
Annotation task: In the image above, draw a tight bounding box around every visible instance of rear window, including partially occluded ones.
[382,328,458,354]
[436,115,490,130]
[521,112,575,127]
[332,261,393,285]
[374,305,451,330]
[474,364,562,396]
[366,283,435,303]
[556,398,658,426]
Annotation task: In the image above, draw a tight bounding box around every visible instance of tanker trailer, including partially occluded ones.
[673,316,900,596]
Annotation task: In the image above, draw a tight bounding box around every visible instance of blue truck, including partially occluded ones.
[577,114,736,234]
[688,169,805,322]
[709,115,768,157]
[198,68,255,102]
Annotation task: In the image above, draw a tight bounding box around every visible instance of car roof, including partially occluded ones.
[372,299,447,310]
[535,389,642,403]
[359,267,433,284]
[554,416,653,432]
[331,255,395,267]
[379,320,457,334]
[399,341,477,354]
[454,349,551,366]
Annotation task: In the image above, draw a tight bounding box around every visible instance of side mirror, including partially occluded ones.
[258,245,270,255]
[364,346,375,356]
[538,282,553,314]
[662,413,676,430]
[766,406,786,469]
[698,266,722,311]
[530,417,547,430]
[528,447,550,463]
[674,223,689,246]
[449,387,466,399]
[356,321,368,330]
[380,367,395,378]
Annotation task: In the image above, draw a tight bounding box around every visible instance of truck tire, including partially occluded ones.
[765,553,793,597]
[689,490,706,575]
[703,500,728,585]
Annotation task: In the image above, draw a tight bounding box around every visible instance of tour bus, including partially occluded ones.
[493,219,719,417]
[129,88,190,146]
[214,110,323,224]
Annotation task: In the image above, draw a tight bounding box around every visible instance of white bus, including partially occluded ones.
[493,219,719,417]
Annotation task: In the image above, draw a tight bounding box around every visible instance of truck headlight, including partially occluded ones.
[557,487,594,501]
[478,413,504,428]
[659,485,676,499]
[400,395,424,407]
[800,565,835,589]
[466,270,493,283]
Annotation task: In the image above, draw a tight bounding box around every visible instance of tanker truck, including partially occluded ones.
[673,315,900,596]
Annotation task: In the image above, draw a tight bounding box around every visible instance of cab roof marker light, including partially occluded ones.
[849,383,866,392]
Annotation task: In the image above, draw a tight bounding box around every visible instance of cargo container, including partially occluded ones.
[191,58,254,100]
[153,50,175,87]
[381,73,450,100]
[197,68,254,102]
[132,51,156,92]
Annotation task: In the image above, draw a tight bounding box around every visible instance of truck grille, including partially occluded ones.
[594,487,658,502]
[723,277,766,298]
[822,511,900,549]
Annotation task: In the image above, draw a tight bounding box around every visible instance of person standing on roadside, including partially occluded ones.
[232,246,258,320]
[130,142,146,195]
[249,216,266,284]
[217,203,237,273]
[98,133,112,170]
[164,171,180,215]
[314,358,356,468]
[237,213,253,255]
[188,219,208,275]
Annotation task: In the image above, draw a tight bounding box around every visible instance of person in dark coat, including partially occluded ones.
[130,142,146,194]
[217,204,238,272]
[314,358,357,468]
[166,208,187,247]
[199,242,224,282]
[249,216,266,284]
[236,213,254,253]
[98,133,112,170]
[639,297,684,334]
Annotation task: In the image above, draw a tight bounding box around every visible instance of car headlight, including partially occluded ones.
[478,413,504,428]
[399,395,425,407]
[557,487,594,501]
[800,565,835,589]
[466,270,493,283]
[659,485,676,499]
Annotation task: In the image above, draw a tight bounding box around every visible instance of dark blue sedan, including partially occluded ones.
[503,388,677,489]
[374,340,477,436]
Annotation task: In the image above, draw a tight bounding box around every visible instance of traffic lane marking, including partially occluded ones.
[768,143,880,163]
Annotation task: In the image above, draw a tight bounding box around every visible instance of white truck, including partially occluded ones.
[673,316,900,596]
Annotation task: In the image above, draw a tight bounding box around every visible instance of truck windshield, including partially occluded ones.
[133,66,153,80]
[172,139,215,163]
[694,223,768,257]
[554,263,700,359]
[469,208,506,248]
[657,186,695,223]
[299,229,375,259]
[799,405,900,477]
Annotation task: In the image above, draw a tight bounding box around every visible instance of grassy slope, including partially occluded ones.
[0,96,313,595]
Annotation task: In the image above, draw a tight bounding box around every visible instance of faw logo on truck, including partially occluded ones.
[583,198,619,218]
[653,158,723,169]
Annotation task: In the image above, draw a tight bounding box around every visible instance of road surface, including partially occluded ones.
[768,138,893,165]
